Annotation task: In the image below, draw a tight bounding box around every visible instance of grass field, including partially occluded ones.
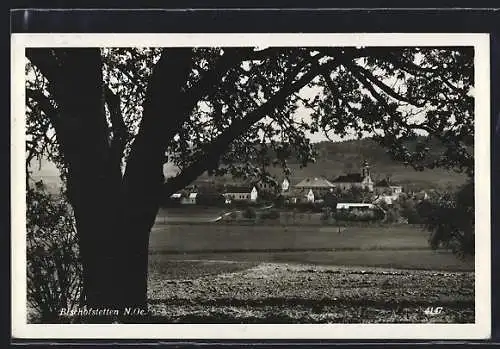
[149,223,473,270]
[147,221,474,323]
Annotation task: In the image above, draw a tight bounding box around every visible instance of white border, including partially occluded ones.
[11,33,491,340]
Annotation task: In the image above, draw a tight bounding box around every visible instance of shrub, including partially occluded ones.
[26,185,83,323]
[421,181,474,257]
[335,208,379,222]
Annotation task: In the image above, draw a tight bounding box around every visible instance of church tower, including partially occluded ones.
[361,160,371,179]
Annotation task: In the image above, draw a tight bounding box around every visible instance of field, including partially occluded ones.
[147,215,474,323]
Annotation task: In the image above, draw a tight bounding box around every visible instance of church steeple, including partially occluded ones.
[361,160,371,178]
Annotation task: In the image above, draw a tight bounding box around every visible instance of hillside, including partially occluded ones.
[198,138,469,190]
[28,138,469,194]
[284,138,468,190]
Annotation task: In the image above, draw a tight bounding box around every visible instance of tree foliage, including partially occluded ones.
[26,46,474,188]
[26,182,82,322]
[418,181,474,257]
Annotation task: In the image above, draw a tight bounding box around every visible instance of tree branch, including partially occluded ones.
[26,49,62,87]
[26,88,59,123]
[182,48,252,111]
[347,67,435,135]
[164,57,345,196]
[346,62,426,107]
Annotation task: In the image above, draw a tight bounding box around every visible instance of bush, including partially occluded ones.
[384,208,400,223]
[335,208,379,222]
[26,185,83,323]
[420,181,474,257]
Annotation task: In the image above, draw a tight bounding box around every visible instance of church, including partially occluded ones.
[331,160,374,192]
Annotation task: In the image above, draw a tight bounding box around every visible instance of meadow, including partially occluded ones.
[147,217,474,323]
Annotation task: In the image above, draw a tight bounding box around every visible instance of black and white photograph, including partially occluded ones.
[11,33,490,339]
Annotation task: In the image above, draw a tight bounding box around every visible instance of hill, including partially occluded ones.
[198,137,469,191]
[287,138,468,190]
[28,138,469,194]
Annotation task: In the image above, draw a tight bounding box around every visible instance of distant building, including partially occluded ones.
[373,195,396,205]
[305,189,315,203]
[281,178,290,192]
[374,178,403,196]
[336,202,376,210]
[295,177,334,197]
[170,193,182,200]
[373,177,403,205]
[253,181,274,192]
[223,185,258,202]
[412,190,430,201]
[336,202,385,221]
[181,192,198,205]
[332,160,374,192]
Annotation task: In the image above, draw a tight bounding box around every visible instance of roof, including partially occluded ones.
[295,177,334,188]
[337,203,375,209]
[333,173,364,183]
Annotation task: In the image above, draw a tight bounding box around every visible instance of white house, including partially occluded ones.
[374,178,403,196]
[336,203,376,210]
[305,189,315,203]
[250,186,258,201]
[181,192,198,205]
[373,195,397,205]
[282,178,290,192]
[223,185,258,202]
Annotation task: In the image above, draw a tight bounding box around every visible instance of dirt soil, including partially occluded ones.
[147,260,474,323]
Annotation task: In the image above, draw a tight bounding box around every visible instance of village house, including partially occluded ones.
[169,192,182,201]
[294,177,335,197]
[223,185,258,203]
[254,181,273,192]
[181,192,198,205]
[331,160,374,192]
[280,177,329,204]
[336,202,377,211]
[373,177,404,205]
[281,178,290,192]
[282,187,315,204]
[374,177,403,196]
[305,189,315,203]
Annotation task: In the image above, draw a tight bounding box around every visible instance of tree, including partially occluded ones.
[420,181,474,256]
[25,46,474,321]
[27,183,82,322]
[339,186,373,203]
[323,190,338,209]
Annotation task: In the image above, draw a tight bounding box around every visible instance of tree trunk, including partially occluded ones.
[111,49,195,320]
[30,48,195,322]
[30,49,134,321]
